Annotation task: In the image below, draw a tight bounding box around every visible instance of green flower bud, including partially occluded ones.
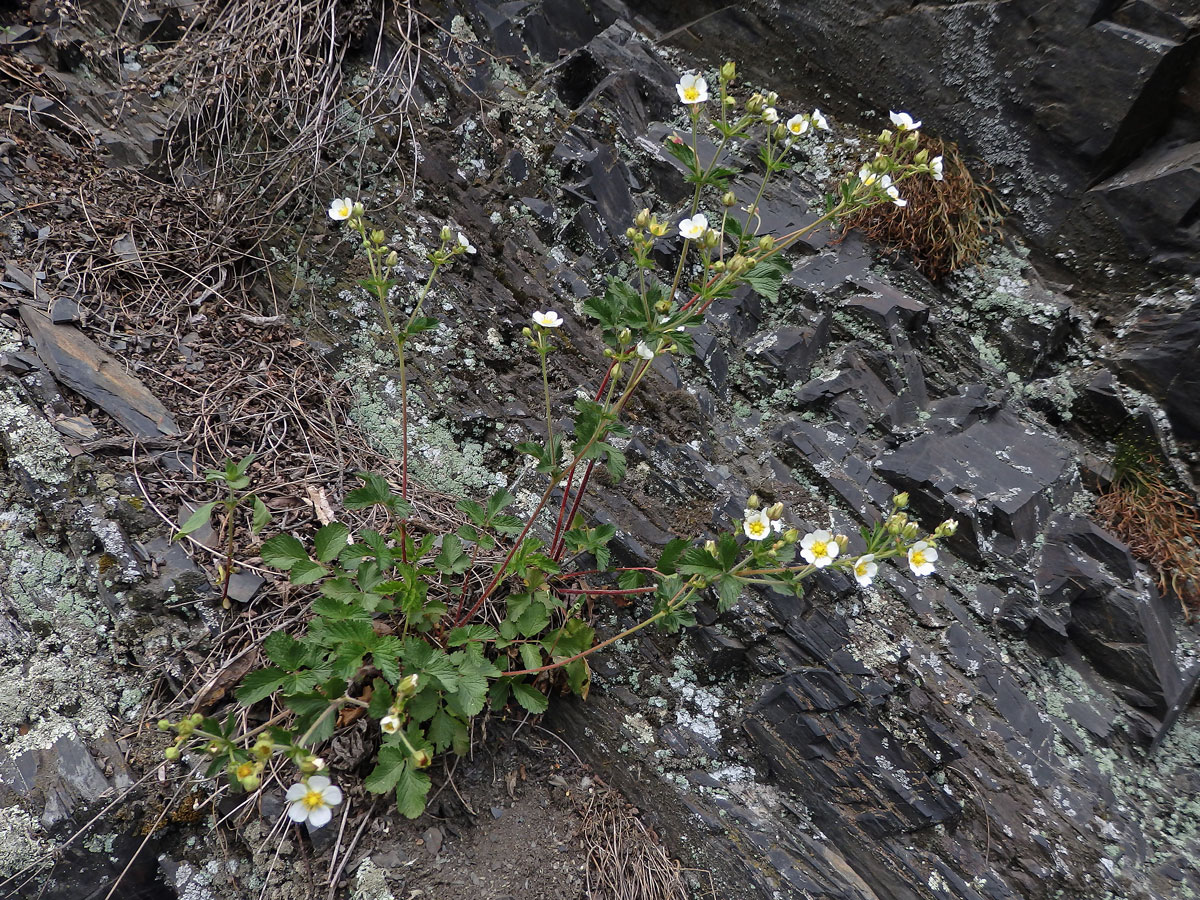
[885,513,907,535]
[765,502,784,520]
[893,492,909,509]
[902,521,920,540]
[935,518,959,538]
[746,93,764,115]
[157,719,172,732]
[611,363,623,380]
[722,191,737,208]
[723,94,736,107]
[758,235,775,252]
[440,225,453,242]
[720,61,736,82]
[747,493,761,510]
[351,202,365,218]
[878,129,892,144]
[617,327,632,344]
[397,673,420,699]
[834,534,850,554]
[384,250,399,268]
[703,229,719,249]
[766,91,779,106]
[783,528,800,544]
[521,326,533,339]
[711,260,726,273]
[626,226,638,241]
[164,746,180,761]
[370,229,386,246]
[635,208,651,228]
[913,149,929,165]
[654,299,672,315]
[774,124,787,141]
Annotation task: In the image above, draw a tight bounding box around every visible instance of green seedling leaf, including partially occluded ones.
[313,523,351,563]
[250,496,271,535]
[176,502,217,539]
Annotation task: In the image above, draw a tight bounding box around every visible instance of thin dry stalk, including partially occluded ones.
[581,789,691,900]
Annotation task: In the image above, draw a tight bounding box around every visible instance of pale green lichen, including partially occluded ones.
[0,386,71,485]
[352,857,398,900]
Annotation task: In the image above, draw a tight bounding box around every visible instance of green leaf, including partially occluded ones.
[434,534,471,575]
[395,764,431,819]
[405,315,438,337]
[516,601,550,638]
[451,665,490,717]
[511,682,549,714]
[176,502,217,538]
[456,498,487,527]
[602,443,626,484]
[289,558,329,585]
[662,135,697,171]
[261,534,309,571]
[285,692,338,743]
[447,624,499,646]
[313,523,351,563]
[657,538,689,575]
[565,658,590,696]
[236,668,289,705]
[263,631,307,669]
[250,496,271,535]
[373,636,404,684]
[344,473,413,517]
[427,709,460,753]
[715,574,744,611]
[364,745,408,793]
[519,643,543,672]
[743,256,792,302]
[679,547,722,577]
[368,678,394,718]
[322,619,376,647]
[486,489,516,520]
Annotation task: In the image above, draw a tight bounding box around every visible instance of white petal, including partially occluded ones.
[307,775,330,791]
[307,804,333,828]
[287,802,309,823]
[321,785,343,806]
[285,784,307,801]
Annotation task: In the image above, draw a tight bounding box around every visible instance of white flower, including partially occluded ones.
[743,510,772,542]
[676,72,709,105]
[930,155,944,181]
[800,530,839,568]
[635,341,655,360]
[327,197,353,221]
[889,111,921,132]
[853,554,878,587]
[380,714,402,735]
[811,109,829,131]
[458,231,476,254]
[678,214,708,240]
[763,107,779,124]
[786,114,810,136]
[532,310,563,328]
[907,541,938,576]
[285,775,343,829]
[881,175,907,207]
[859,166,879,187]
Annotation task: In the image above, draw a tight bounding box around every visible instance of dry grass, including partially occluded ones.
[1094,449,1200,620]
[842,135,1005,281]
[581,788,699,900]
[137,0,423,219]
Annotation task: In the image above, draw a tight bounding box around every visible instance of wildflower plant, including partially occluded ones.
[161,62,953,824]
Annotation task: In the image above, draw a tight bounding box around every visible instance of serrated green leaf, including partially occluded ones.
[434,534,471,575]
[236,668,289,705]
[519,643,543,672]
[511,682,549,714]
[715,574,744,611]
[395,763,431,819]
[427,709,460,753]
[368,678,394,719]
[451,666,489,717]
[250,496,271,535]
[263,631,307,669]
[322,619,376,647]
[364,745,408,793]
[313,523,351,563]
[447,624,499,646]
[261,533,309,571]
[657,538,689,575]
[289,558,329,585]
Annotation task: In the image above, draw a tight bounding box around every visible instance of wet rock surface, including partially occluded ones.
[2,2,1200,900]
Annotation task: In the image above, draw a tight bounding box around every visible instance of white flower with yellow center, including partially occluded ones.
[458,232,476,254]
[327,197,354,221]
[743,509,772,542]
[636,341,655,360]
[532,310,563,328]
[811,109,829,131]
[380,713,402,735]
[678,214,708,240]
[762,107,779,124]
[285,775,343,828]
[889,111,921,132]
[930,155,944,181]
[907,541,938,576]
[676,72,709,105]
[853,554,878,587]
[800,530,839,568]
[881,175,907,207]
[786,114,810,136]
[859,166,880,188]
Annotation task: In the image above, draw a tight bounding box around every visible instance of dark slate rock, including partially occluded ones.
[748,316,831,385]
[845,288,929,331]
[690,626,747,675]
[1113,299,1200,437]
[583,143,634,236]
[0,729,121,827]
[49,296,81,324]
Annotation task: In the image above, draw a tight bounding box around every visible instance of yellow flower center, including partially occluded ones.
[748,520,767,537]
[912,550,927,566]
[856,562,868,576]
[683,86,700,101]
[811,541,828,558]
[236,763,254,779]
[302,789,325,810]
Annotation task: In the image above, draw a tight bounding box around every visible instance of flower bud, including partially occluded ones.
[370,229,386,246]
[711,260,726,273]
[893,492,909,509]
[299,755,323,774]
[177,721,193,738]
[783,527,800,544]
[351,202,365,218]
[765,502,784,520]
[720,60,736,82]
[723,95,736,108]
[704,539,718,556]
[885,513,907,535]
[384,250,399,268]
[834,534,850,554]
[766,91,779,106]
[617,327,632,344]
[626,226,638,241]
[654,299,672,314]
[746,93,764,114]
[164,746,180,761]
[398,673,420,699]
[703,228,719,249]
[758,235,775,252]
[936,518,959,538]
[878,129,892,144]
[729,254,750,275]
[722,191,737,208]
[635,208,651,228]
[747,493,761,510]
[774,124,787,141]
[521,326,532,339]
[157,719,172,731]
[903,134,919,151]
[913,149,929,165]
[611,363,623,380]
[902,521,920,540]
[440,225,453,242]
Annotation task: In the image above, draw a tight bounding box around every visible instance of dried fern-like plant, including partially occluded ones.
[843,135,1005,281]
[140,0,422,220]
[1094,448,1200,621]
